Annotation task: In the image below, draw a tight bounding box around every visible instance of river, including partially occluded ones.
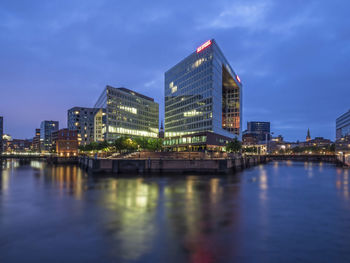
[0,160,349,263]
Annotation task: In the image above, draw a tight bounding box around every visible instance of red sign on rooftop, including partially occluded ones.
[196,40,212,53]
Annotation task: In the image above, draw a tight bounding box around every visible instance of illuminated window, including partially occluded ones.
[170,82,177,93]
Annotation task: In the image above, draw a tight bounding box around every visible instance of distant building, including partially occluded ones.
[242,133,259,146]
[299,137,333,148]
[0,116,3,153]
[2,134,12,152]
[164,39,242,151]
[68,107,99,145]
[32,128,41,152]
[246,121,271,142]
[52,129,78,157]
[271,135,284,143]
[40,120,59,152]
[94,85,159,141]
[7,139,32,152]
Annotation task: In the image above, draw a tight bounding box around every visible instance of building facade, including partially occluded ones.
[336,110,350,165]
[246,121,271,142]
[40,120,59,152]
[93,108,107,142]
[163,131,231,152]
[336,110,350,140]
[7,139,32,152]
[0,116,3,153]
[68,107,98,145]
[52,129,78,157]
[164,39,242,150]
[94,86,159,141]
[32,128,41,152]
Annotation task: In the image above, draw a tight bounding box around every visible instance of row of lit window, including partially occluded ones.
[163,136,207,145]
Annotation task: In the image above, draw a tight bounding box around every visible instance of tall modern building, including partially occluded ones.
[164,39,242,151]
[0,116,3,153]
[336,110,350,165]
[336,110,350,140]
[40,120,59,152]
[68,107,99,145]
[94,85,159,141]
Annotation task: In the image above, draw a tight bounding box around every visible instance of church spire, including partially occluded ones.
[306,128,311,141]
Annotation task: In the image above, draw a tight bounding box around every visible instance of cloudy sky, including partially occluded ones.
[1,0,349,141]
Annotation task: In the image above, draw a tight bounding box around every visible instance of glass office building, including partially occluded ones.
[94,85,159,141]
[246,121,271,142]
[0,116,3,153]
[336,110,350,164]
[336,110,350,140]
[164,39,242,150]
[40,120,59,152]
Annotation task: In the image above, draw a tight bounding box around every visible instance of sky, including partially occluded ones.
[0,0,349,141]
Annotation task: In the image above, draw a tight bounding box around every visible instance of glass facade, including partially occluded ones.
[246,121,271,142]
[40,120,59,152]
[94,108,107,142]
[0,116,3,153]
[336,110,350,140]
[164,39,242,139]
[94,86,159,141]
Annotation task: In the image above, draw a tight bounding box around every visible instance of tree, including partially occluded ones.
[226,138,242,153]
[134,137,149,150]
[148,138,163,151]
[113,137,126,153]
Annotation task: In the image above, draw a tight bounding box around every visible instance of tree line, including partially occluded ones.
[79,137,163,153]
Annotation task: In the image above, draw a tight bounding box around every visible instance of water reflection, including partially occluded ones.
[1,160,350,262]
[336,168,349,200]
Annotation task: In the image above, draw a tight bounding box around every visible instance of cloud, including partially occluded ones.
[202,1,271,30]
[0,0,349,141]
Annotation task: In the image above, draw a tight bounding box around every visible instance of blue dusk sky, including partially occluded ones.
[0,0,349,141]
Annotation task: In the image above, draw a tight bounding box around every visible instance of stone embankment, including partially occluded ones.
[79,155,267,175]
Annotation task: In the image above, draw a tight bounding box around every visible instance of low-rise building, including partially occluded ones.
[163,131,231,152]
[242,133,259,145]
[52,129,78,157]
[6,139,32,152]
[299,137,333,148]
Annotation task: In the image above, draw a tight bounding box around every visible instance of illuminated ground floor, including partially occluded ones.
[163,131,233,152]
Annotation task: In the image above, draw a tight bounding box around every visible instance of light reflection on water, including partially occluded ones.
[1,159,350,263]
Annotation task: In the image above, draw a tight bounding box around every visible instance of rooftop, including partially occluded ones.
[106,85,154,102]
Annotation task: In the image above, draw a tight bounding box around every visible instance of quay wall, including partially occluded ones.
[79,156,267,175]
[267,154,337,163]
[337,154,350,167]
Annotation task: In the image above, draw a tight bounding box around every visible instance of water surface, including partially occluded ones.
[0,160,349,263]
